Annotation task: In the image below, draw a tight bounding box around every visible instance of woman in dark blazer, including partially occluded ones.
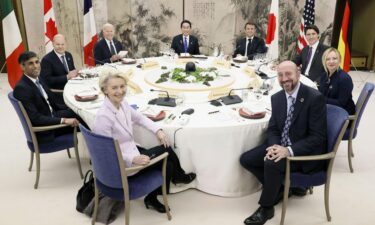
[92,73,195,213]
[319,47,355,115]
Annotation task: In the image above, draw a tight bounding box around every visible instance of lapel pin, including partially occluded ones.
[300,98,304,103]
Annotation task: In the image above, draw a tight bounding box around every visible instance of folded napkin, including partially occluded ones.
[76,90,99,98]
[139,106,161,117]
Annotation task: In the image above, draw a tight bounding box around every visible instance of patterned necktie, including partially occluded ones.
[109,41,116,56]
[35,79,45,96]
[281,96,296,147]
[184,37,188,53]
[61,55,69,73]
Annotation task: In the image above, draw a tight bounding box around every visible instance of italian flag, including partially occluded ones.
[1,0,25,88]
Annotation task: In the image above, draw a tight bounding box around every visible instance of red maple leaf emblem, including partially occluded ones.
[45,18,58,41]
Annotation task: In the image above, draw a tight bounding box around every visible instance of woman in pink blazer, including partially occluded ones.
[92,73,195,213]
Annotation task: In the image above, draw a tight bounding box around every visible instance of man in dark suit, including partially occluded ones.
[13,51,82,144]
[40,34,78,90]
[94,23,124,65]
[293,25,329,85]
[233,22,267,60]
[171,20,200,55]
[239,61,327,225]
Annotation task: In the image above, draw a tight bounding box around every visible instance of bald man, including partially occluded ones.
[40,34,78,90]
[94,23,124,65]
[239,61,327,225]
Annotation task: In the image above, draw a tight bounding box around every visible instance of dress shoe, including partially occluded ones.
[290,187,307,197]
[244,206,274,225]
[144,195,167,213]
[172,172,196,184]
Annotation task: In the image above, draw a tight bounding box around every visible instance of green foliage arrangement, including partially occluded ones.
[156,67,218,86]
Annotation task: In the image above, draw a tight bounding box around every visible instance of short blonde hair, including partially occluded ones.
[322,47,342,74]
[99,72,128,94]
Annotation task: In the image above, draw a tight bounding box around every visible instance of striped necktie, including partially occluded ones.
[281,96,296,147]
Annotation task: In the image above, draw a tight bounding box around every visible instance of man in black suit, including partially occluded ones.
[13,51,82,144]
[171,20,200,55]
[233,22,267,60]
[239,61,327,225]
[94,23,124,65]
[293,25,329,85]
[40,34,78,90]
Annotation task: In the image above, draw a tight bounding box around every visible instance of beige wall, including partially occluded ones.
[352,0,375,70]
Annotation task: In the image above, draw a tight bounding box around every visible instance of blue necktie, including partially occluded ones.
[184,37,188,53]
[109,41,116,56]
[35,80,45,96]
[281,96,295,147]
[61,55,69,73]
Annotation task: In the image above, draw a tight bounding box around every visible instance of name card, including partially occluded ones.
[247,75,263,89]
[141,61,160,70]
[208,88,231,100]
[127,81,143,94]
[243,66,256,78]
[123,68,134,79]
[175,58,194,64]
[212,59,231,69]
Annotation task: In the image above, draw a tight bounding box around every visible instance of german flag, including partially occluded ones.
[338,0,351,72]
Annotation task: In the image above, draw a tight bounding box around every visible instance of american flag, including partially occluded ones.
[297,0,315,53]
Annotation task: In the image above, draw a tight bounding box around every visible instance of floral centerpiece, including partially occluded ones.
[156,67,218,86]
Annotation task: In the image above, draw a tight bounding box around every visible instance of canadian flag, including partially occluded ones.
[44,0,58,52]
[83,0,97,66]
[265,0,279,60]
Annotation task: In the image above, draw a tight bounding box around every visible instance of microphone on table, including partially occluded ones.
[255,58,277,79]
[220,87,252,105]
[89,56,118,69]
[149,89,176,107]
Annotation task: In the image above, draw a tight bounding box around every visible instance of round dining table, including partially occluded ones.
[64,56,316,197]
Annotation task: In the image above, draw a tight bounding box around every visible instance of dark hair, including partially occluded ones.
[304,24,320,35]
[180,20,192,28]
[18,51,38,64]
[244,22,257,29]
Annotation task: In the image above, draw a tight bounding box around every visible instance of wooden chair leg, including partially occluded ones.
[73,129,83,178]
[348,139,354,173]
[324,183,332,221]
[280,184,290,225]
[28,152,34,171]
[34,152,41,189]
[67,148,72,158]
[125,199,130,225]
[309,186,313,194]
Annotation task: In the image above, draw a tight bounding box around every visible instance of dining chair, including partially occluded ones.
[343,82,374,172]
[79,125,172,225]
[280,104,349,225]
[8,92,83,189]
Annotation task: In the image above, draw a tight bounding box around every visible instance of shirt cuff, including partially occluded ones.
[60,118,64,124]
[287,146,294,156]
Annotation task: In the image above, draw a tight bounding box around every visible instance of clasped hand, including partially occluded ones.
[265,144,290,162]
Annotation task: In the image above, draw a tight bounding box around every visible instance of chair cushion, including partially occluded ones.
[27,134,74,153]
[290,171,327,188]
[96,169,163,201]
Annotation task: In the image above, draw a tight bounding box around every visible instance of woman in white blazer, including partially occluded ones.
[92,72,195,213]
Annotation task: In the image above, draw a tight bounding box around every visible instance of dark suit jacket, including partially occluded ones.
[319,69,355,115]
[94,38,124,65]
[267,83,327,172]
[233,36,267,60]
[13,75,68,143]
[40,51,75,90]
[171,34,200,55]
[293,43,329,84]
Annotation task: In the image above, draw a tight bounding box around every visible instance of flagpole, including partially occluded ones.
[76,0,84,68]
[0,62,6,73]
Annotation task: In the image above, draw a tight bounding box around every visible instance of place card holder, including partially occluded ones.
[243,66,256,78]
[212,59,231,69]
[123,68,134,79]
[208,88,231,100]
[175,58,194,64]
[141,61,160,70]
[127,81,143,94]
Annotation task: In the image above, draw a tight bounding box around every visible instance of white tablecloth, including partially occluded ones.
[64,57,316,197]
